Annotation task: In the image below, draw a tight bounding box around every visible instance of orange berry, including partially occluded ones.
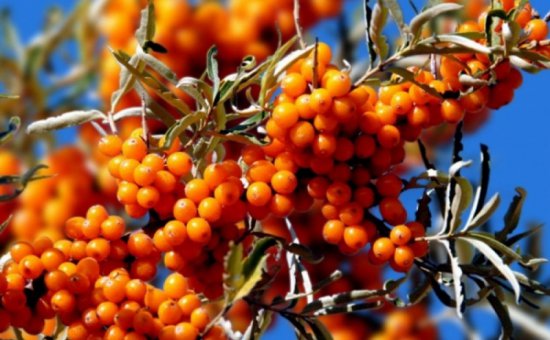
[18,255,44,279]
[300,57,326,83]
[377,125,401,149]
[281,73,307,97]
[246,181,272,207]
[137,186,160,209]
[174,322,199,340]
[376,173,403,197]
[190,307,210,331]
[164,273,189,300]
[343,225,369,250]
[128,232,154,258]
[390,91,413,115]
[384,310,414,338]
[117,181,139,205]
[186,217,212,244]
[359,111,382,134]
[295,94,316,119]
[164,220,187,246]
[372,237,395,262]
[390,225,412,246]
[525,19,548,41]
[41,248,65,272]
[322,220,345,244]
[289,121,315,148]
[272,103,299,129]
[310,88,333,114]
[270,170,298,194]
[99,135,123,157]
[269,193,294,217]
[393,246,415,268]
[213,180,241,206]
[185,179,210,204]
[100,216,126,241]
[173,198,197,223]
[142,153,164,172]
[51,289,76,313]
[241,145,265,166]
[198,197,222,222]
[441,99,465,123]
[167,152,193,177]
[154,170,177,193]
[119,158,140,182]
[158,300,183,325]
[338,202,364,226]
[379,197,407,225]
[324,72,351,97]
[354,134,376,159]
[134,164,156,186]
[122,137,147,161]
[326,181,352,206]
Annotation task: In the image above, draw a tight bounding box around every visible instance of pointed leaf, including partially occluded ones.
[461,236,521,302]
[496,187,526,241]
[27,110,105,134]
[464,193,500,231]
[438,240,465,317]
[381,0,407,38]
[410,3,463,42]
[421,34,492,54]
[206,46,220,98]
[487,293,514,339]
[135,1,155,47]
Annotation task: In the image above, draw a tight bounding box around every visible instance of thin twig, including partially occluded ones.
[293,0,306,49]
[354,52,402,86]
[141,96,148,142]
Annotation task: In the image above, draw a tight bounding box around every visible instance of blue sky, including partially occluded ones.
[2,0,550,338]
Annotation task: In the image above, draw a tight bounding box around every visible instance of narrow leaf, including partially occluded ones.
[410,3,463,42]
[464,193,500,231]
[438,240,465,317]
[135,0,155,47]
[497,187,526,241]
[27,110,104,134]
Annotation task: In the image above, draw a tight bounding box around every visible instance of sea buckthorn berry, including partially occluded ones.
[300,57,326,82]
[312,133,337,156]
[122,137,147,161]
[45,270,69,291]
[6,273,24,290]
[390,224,412,246]
[312,41,332,64]
[379,85,402,105]
[142,153,164,172]
[269,193,294,217]
[125,203,148,219]
[354,134,376,159]
[128,232,154,258]
[125,279,146,302]
[274,152,298,172]
[353,186,375,208]
[164,220,187,246]
[163,273,189,300]
[119,158,140,182]
[76,257,100,282]
[310,88,333,114]
[310,156,334,175]
[323,220,345,244]
[18,255,44,279]
[307,176,330,199]
[174,198,197,223]
[108,155,124,178]
[174,322,199,340]
[289,121,315,148]
[377,125,401,149]
[295,94,316,119]
[82,219,101,239]
[272,102,299,129]
[158,300,183,325]
[526,19,548,41]
[198,197,222,222]
[372,237,396,262]
[186,217,212,244]
[117,181,139,205]
[178,294,202,316]
[393,246,415,268]
[359,111,382,134]
[376,173,403,197]
[68,272,91,294]
[133,165,156,188]
[51,289,76,313]
[101,216,126,241]
[99,135,123,157]
[441,99,465,123]
[375,103,397,125]
[167,152,193,176]
[137,186,160,208]
[338,202,364,226]
[10,241,34,263]
[326,181,352,206]
[270,170,298,194]
[203,163,230,190]
[325,72,352,97]
[214,180,241,206]
[41,248,65,272]
[313,113,338,133]
[242,145,265,166]
[343,225,369,250]
[86,238,111,261]
[390,91,413,115]
[190,307,210,331]
[246,181,272,207]
[281,73,307,97]
[185,179,210,203]
[379,197,407,225]
[154,170,177,193]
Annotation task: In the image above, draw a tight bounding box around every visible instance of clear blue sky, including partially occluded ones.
[2,0,550,338]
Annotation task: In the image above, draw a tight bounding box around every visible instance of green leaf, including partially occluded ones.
[0,117,20,145]
[206,46,220,99]
[135,0,155,47]
[386,67,443,99]
[420,34,492,55]
[163,112,205,147]
[485,9,507,50]
[273,45,314,78]
[464,193,500,231]
[461,236,521,302]
[260,36,299,106]
[26,110,104,134]
[381,0,408,39]
[141,53,177,82]
[223,243,245,293]
[409,3,463,43]
[370,2,390,62]
[176,77,210,112]
[497,187,526,241]
[438,240,465,317]
[234,254,267,301]
[242,237,278,278]
[205,131,268,146]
